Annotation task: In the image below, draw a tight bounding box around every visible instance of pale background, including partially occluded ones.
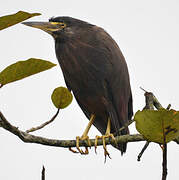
[0,0,179,179]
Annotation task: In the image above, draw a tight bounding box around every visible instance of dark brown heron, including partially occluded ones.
[22,17,133,158]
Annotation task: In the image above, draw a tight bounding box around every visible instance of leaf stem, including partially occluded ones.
[26,109,60,133]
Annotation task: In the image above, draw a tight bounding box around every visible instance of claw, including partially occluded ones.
[75,136,91,155]
[84,147,89,154]
[102,134,113,162]
[104,148,111,163]
[103,134,113,162]
[76,136,84,154]
[95,135,101,154]
[94,133,115,161]
[69,114,95,155]
[69,147,79,153]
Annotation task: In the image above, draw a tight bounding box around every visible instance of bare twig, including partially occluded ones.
[26,109,60,133]
[162,143,167,180]
[166,104,171,110]
[143,92,155,110]
[161,110,168,180]
[137,89,156,160]
[42,166,45,180]
[114,119,135,136]
[140,87,148,93]
[152,94,163,109]
[141,89,163,110]
[137,142,150,161]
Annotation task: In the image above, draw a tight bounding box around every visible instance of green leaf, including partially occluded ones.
[0,58,56,85]
[0,11,41,30]
[134,109,179,144]
[51,87,73,109]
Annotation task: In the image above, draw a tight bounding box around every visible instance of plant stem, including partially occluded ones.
[162,143,167,180]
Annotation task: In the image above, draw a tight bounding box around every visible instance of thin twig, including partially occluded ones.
[140,87,148,92]
[26,109,60,133]
[160,102,168,180]
[152,94,163,109]
[162,141,167,179]
[42,166,45,180]
[114,119,135,137]
[137,142,150,161]
[162,143,167,180]
[166,104,171,110]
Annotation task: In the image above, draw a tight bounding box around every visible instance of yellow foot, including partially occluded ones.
[76,135,91,154]
[95,133,116,162]
[69,114,95,155]
[69,135,91,155]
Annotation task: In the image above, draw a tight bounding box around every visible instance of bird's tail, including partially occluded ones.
[108,105,129,155]
[113,127,129,155]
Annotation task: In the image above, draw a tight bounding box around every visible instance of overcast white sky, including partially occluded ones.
[0,0,179,179]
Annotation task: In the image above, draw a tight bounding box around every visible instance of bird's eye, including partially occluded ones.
[59,23,66,28]
[50,22,66,28]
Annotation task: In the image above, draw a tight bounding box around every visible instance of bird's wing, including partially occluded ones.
[94,26,133,133]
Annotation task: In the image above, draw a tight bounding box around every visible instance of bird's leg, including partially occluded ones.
[69,114,95,155]
[95,117,116,161]
[102,118,116,160]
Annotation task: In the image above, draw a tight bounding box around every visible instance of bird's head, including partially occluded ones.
[22,16,92,39]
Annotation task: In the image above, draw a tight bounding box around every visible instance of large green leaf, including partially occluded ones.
[51,87,73,109]
[135,109,179,144]
[0,58,56,85]
[0,11,41,30]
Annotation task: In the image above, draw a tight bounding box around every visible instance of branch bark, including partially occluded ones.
[0,111,144,148]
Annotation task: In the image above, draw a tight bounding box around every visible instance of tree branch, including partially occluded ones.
[0,111,144,147]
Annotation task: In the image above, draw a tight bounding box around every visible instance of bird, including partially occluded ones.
[22,16,133,158]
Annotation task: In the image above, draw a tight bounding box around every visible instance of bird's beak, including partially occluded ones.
[22,21,65,34]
